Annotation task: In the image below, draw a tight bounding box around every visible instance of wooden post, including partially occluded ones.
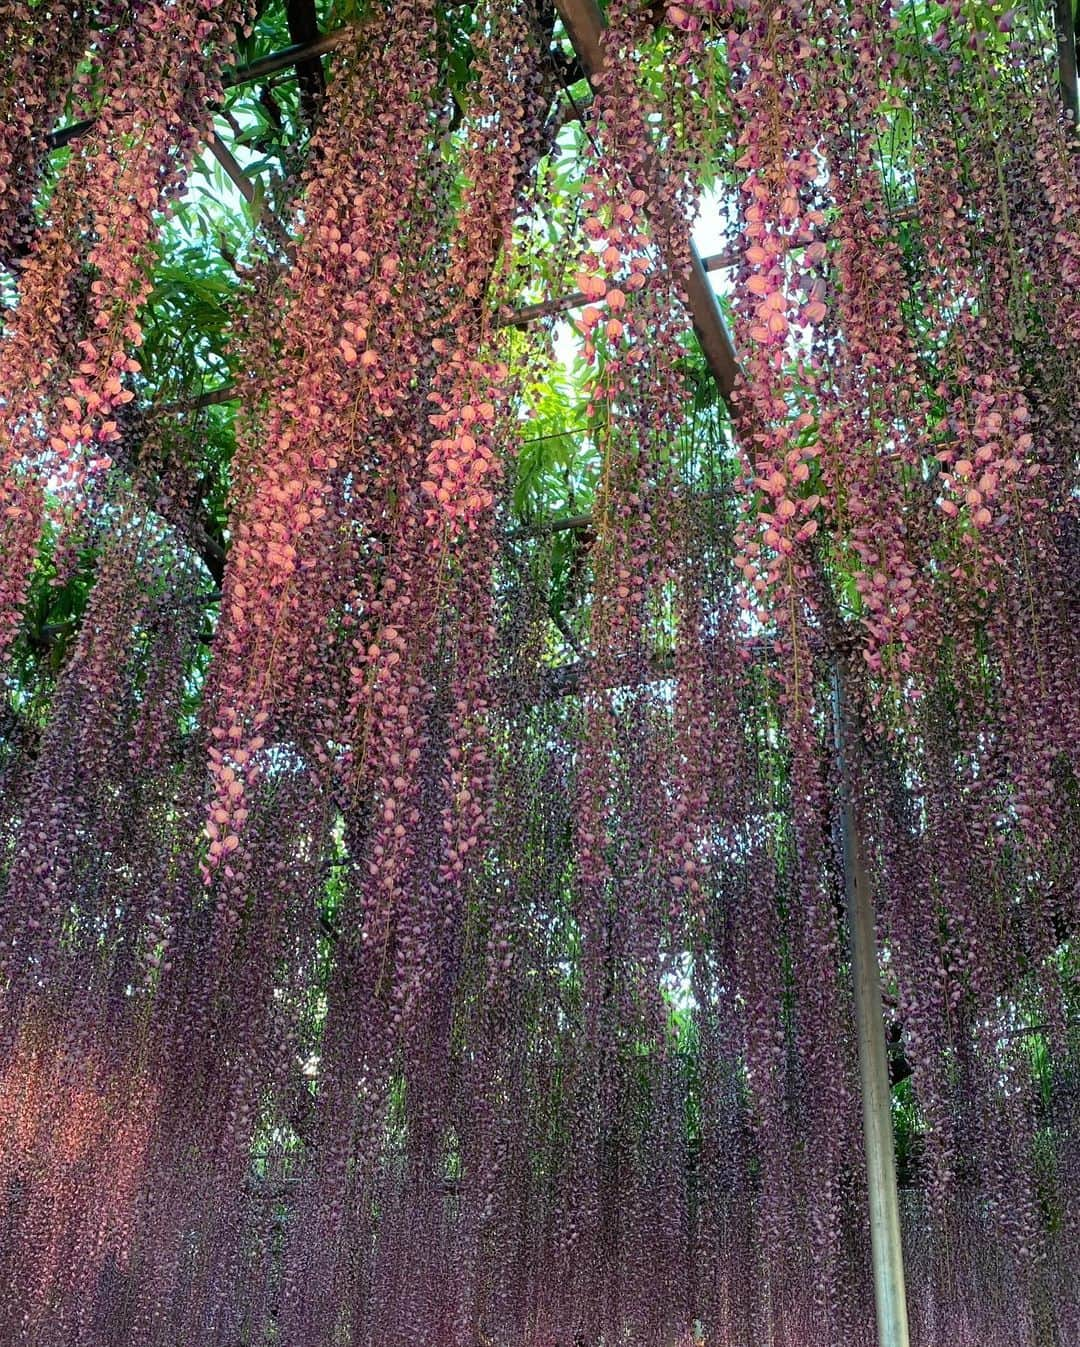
[832,666,911,1347]
[1054,0,1079,126]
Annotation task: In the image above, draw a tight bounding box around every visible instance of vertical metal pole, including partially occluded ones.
[832,667,911,1347]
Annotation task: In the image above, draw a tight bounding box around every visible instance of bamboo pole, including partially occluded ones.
[832,665,911,1347]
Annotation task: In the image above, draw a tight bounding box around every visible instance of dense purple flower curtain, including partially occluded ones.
[0,0,1077,1344]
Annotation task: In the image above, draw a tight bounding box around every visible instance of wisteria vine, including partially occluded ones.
[0,1,1077,1345]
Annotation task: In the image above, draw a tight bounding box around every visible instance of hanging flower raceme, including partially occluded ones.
[422,0,544,540]
[905,27,1045,549]
[57,0,250,483]
[556,7,736,1338]
[423,359,507,533]
[0,524,157,1012]
[0,0,88,267]
[205,1,445,888]
[727,5,832,638]
[897,16,1079,886]
[416,1,553,994]
[0,2,1075,1344]
[0,1023,160,1345]
[0,0,248,673]
[801,0,936,677]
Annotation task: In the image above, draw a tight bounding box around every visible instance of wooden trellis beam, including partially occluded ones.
[47,26,360,150]
[285,0,327,127]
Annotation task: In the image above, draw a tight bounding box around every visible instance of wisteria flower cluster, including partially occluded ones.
[0,2,1076,1346]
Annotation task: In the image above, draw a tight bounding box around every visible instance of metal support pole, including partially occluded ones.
[832,666,911,1347]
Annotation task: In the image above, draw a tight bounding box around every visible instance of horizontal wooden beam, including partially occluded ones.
[159,250,741,416]
[48,27,359,150]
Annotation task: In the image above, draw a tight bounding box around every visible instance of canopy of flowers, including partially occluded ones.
[0,1,1077,1344]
